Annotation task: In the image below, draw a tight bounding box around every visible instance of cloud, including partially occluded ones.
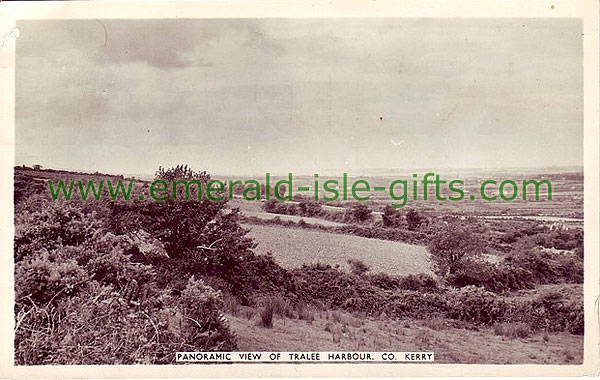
[15,19,583,175]
[89,19,285,69]
[94,19,216,68]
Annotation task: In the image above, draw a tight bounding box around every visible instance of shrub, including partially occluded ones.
[385,291,448,319]
[445,286,509,325]
[14,255,237,364]
[108,201,259,299]
[14,189,238,364]
[296,301,315,323]
[177,277,237,350]
[504,248,583,285]
[347,259,370,276]
[398,274,439,291]
[522,289,584,334]
[297,198,322,217]
[493,322,531,339]
[15,253,88,304]
[262,199,297,215]
[282,264,582,334]
[14,199,103,262]
[14,173,46,205]
[291,264,388,314]
[259,303,275,328]
[446,258,533,293]
[155,164,210,183]
[382,205,403,228]
[405,209,423,230]
[446,246,583,293]
[366,273,439,292]
[350,204,372,223]
[224,252,298,303]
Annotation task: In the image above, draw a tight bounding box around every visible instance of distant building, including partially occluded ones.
[32,164,42,170]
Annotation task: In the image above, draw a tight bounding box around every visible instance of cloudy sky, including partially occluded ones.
[16,19,582,176]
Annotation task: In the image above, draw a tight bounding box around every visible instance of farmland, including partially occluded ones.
[245,224,432,276]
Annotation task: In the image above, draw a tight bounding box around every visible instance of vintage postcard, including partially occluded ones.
[0,0,598,378]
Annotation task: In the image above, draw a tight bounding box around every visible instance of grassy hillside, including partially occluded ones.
[226,308,582,364]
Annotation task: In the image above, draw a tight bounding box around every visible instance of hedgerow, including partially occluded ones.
[446,249,583,293]
[289,264,583,334]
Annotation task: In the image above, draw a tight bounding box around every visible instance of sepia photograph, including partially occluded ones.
[0,0,598,378]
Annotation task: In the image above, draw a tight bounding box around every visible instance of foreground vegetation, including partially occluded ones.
[13,165,584,364]
[225,303,582,364]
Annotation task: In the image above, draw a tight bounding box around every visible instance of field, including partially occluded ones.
[263,170,584,220]
[242,210,345,227]
[245,223,432,276]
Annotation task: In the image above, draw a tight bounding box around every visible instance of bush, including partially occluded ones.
[14,253,238,364]
[14,198,103,262]
[446,258,533,293]
[382,205,403,228]
[493,322,532,339]
[398,274,439,291]
[446,247,584,293]
[366,273,439,292]
[262,199,298,215]
[291,264,388,314]
[350,204,372,223]
[504,248,583,285]
[108,201,259,299]
[290,264,582,334]
[297,198,322,217]
[347,259,370,276]
[405,209,423,230]
[522,289,584,334]
[259,303,275,328]
[15,253,88,304]
[176,277,237,350]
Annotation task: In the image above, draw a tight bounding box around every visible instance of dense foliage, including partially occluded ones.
[14,201,236,364]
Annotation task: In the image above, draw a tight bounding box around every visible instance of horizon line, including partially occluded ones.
[15,162,585,179]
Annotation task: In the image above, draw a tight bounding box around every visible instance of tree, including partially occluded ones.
[428,225,482,277]
[382,205,402,227]
[262,199,279,213]
[405,209,422,230]
[351,204,372,223]
[298,198,322,217]
[155,164,210,182]
[108,165,257,297]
